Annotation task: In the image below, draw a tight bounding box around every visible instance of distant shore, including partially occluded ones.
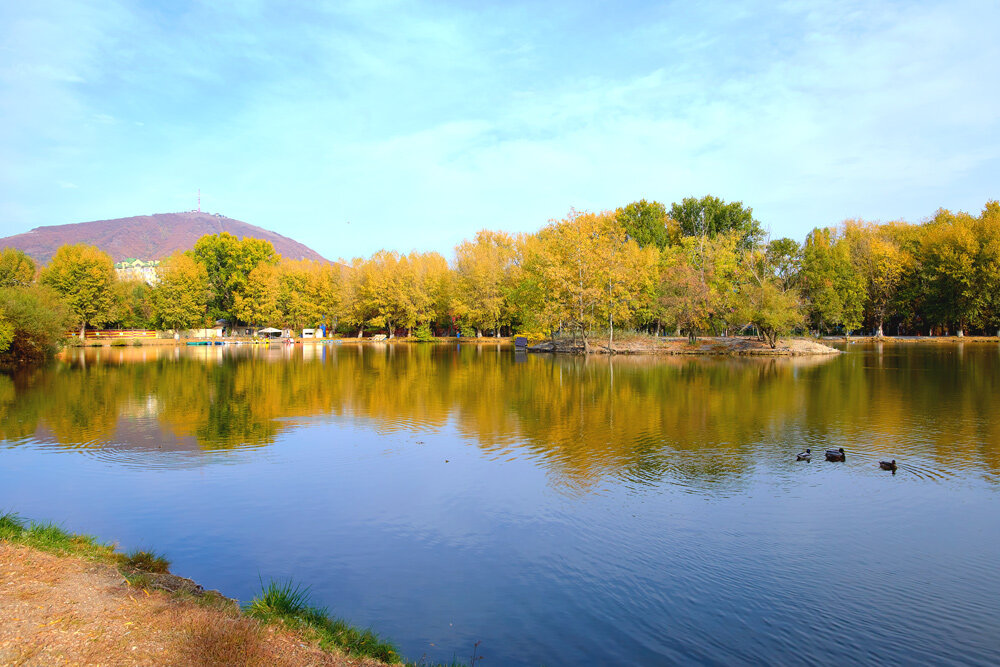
[529,336,841,356]
[826,335,1000,344]
[60,333,1000,354]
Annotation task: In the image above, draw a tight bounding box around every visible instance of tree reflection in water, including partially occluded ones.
[1,343,998,489]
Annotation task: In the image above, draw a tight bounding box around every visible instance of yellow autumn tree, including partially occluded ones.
[152,253,210,330]
[453,230,516,337]
[233,262,280,330]
[844,220,911,337]
[40,243,117,339]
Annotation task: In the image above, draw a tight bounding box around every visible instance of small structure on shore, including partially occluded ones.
[256,327,283,339]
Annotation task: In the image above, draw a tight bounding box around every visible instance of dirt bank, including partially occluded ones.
[529,336,841,356]
[0,543,388,667]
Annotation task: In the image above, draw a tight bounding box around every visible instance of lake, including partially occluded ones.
[2,342,998,665]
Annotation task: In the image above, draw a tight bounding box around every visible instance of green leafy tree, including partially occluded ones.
[738,250,804,348]
[765,238,801,290]
[108,280,154,329]
[0,312,12,354]
[40,244,117,339]
[801,228,864,334]
[670,195,763,249]
[0,285,71,365]
[615,200,676,250]
[192,233,278,323]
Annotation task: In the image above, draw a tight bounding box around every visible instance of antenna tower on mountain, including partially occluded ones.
[197,189,201,213]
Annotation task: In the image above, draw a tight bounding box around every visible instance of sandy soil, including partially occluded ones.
[530,336,841,356]
[0,544,387,667]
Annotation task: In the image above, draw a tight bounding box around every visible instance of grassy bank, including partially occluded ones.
[0,512,466,666]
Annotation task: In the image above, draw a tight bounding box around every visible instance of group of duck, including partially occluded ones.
[796,448,898,472]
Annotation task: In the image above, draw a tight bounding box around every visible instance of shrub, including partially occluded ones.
[413,322,435,342]
[0,285,72,366]
[515,330,548,344]
[122,548,171,573]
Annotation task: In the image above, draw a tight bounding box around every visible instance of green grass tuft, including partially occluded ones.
[0,512,26,539]
[121,548,171,573]
[246,578,401,663]
[246,578,313,618]
[0,514,113,560]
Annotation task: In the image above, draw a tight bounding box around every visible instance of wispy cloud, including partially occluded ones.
[1,0,997,255]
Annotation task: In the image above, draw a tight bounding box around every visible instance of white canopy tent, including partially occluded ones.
[256,327,283,338]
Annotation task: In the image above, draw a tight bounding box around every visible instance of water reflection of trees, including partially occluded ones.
[1,344,998,487]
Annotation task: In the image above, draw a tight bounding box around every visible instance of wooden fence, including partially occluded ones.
[68,330,158,339]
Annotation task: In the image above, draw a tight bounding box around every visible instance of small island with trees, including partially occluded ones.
[2,195,999,366]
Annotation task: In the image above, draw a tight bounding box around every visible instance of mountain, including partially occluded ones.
[0,211,328,265]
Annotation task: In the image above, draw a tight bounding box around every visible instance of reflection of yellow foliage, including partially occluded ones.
[3,344,1000,487]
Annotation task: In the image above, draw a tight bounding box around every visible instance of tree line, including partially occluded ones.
[1,195,999,363]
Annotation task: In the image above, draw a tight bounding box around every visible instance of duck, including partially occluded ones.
[796,448,811,461]
[879,459,897,471]
[825,447,846,462]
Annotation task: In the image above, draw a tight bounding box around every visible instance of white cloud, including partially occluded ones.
[1,0,997,257]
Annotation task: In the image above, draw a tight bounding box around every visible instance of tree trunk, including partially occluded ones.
[875,320,884,338]
[357,328,363,338]
[957,328,964,338]
[80,322,86,341]
[608,310,614,352]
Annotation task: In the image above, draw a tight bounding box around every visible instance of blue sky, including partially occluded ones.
[1,0,997,261]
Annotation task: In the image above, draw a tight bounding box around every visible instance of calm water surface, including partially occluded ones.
[2,342,999,665]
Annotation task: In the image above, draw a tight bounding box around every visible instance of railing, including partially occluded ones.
[67,330,158,339]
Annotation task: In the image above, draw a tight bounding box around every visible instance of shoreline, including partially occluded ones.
[529,336,841,356]
[59,332,1000,354]
[0,512,439,666]
[826,335,1000,344]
